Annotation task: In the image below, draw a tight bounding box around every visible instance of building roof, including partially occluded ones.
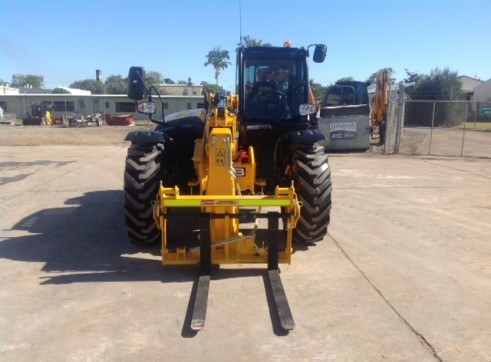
[458,75,483,94]
[458,75,482,82]
[58,87,91,95]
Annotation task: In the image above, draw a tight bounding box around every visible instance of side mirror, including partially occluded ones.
[127,66,146,100]
[313,44,327,63]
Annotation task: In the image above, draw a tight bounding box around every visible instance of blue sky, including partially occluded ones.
[1,0,490,92]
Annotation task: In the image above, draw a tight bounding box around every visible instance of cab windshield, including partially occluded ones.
[242,57,304,122]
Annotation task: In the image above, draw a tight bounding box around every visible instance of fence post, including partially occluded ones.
[461,104,468,157]
[473,102,478,128]
[394,83,405,154]
[429,102,435,155]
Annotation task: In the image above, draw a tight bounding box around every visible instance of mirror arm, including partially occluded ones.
[147,85,165,125]
[306,44,317,57]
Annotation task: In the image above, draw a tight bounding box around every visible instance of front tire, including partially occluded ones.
[292,143,332,243]
[124,143,163,245]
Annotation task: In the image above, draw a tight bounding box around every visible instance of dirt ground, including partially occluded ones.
[1,124,491,361]
[0,124,155,146]
[0,125,385,156]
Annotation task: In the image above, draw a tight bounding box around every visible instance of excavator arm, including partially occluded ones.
[370,69,389,127]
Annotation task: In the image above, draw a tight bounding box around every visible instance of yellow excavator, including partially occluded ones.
[124,43,331,331]
[370,69,389,145]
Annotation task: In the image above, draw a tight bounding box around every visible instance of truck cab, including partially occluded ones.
[324,81,369,106]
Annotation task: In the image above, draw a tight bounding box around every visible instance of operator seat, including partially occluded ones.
[248,81,278,101]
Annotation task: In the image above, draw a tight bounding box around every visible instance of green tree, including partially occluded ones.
[405,68,464,127]
[239,35,271,47]
[105,75,128,94]
[409,68,462,100]
[201,81,218,95]
[69,79,105,94]
[163,78,175,84]
[204,46,231,90]
[336,76,354,83]
[403,68,423,84]
[145,71,163,88]
[11,74,44,88]
[366,68,395,84]
[310,80,326,103]
[52,87,71,94]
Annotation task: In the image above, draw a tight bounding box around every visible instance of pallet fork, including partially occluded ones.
[153,187,300,331]
[191,212,294,331]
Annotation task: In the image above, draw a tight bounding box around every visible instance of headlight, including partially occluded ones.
[299,104,316,116]
[137,101,156,114]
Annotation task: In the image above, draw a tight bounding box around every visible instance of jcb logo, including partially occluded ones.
[234,167,246,177]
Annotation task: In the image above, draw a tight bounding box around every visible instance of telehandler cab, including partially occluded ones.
[124,43,332,331]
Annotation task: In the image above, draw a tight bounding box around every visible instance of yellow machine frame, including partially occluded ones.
[153,93,301,266]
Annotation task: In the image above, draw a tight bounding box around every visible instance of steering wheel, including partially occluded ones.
[252,90,286,106]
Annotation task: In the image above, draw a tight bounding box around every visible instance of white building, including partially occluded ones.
[458,76,483,100]
[0,93,204,121]
[1,85,19,95]
[473,80,491,103]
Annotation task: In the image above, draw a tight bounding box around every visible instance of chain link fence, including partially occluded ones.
[384,91,491,158]
[380,86,401,155]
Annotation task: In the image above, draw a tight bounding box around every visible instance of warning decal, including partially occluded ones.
[200,200,240,206]
[216,149,225,166]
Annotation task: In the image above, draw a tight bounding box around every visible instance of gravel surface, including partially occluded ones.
[1,124,491,361]
[0,125,155,146]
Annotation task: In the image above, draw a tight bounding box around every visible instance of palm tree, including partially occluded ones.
[240,35,271,47]
[204,46,231,91]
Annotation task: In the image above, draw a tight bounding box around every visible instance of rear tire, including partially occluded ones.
[292,143,332,243]
[124,143,163,245]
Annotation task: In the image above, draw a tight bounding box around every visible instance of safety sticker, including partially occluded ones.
[216,149,225,165]
[200,200,240,206]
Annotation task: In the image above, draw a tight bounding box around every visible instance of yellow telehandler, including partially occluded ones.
[124,43,331,331]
